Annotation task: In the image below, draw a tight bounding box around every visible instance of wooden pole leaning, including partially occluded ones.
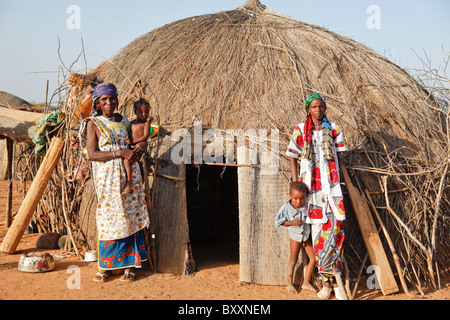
[0,137,64,254]
[340,165,399,296]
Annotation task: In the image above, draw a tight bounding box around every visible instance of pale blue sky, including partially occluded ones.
[0,0,449,103]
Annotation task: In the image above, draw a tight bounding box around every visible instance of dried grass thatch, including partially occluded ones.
[13,0,447,293]
[0,91,37,111]
[91,0,444,159]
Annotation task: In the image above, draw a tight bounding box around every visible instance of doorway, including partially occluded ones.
[185,164,239,270]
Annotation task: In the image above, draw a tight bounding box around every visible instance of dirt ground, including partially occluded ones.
[0,227,448,302]
[0,180,448,302]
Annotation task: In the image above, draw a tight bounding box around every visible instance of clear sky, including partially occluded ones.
[0,0,449,104]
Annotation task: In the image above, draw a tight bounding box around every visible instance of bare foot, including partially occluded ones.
[93,271,111,282]
[301,282,317,292]
[286,284,297,294]
[120,268,135,282]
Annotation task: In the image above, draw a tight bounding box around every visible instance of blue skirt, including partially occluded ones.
[98,231,147,270]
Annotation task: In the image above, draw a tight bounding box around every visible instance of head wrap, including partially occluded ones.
[91,83,118,102]
[90,83,118,116]
[301,93,334,161]
[305,93,326,113]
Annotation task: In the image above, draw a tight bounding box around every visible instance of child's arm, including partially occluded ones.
[132,121,151,144]
[282,218,303,227]
[275,204,304,228]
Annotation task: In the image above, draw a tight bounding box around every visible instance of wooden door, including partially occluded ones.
[237,147,298,285]
[152,158,193,274]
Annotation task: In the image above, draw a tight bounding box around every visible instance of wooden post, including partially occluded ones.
[5,138,13,227]
[341,166,399,295]
[0,137,64,254]
[152,152,190,274]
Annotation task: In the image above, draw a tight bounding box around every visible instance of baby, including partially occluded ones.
[123,99,151,194]
[274,181,316,293]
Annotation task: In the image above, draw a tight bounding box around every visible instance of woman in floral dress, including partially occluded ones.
[286,93,348,300]
[80,83,149,282]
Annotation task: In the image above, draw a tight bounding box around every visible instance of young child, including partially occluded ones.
[274,181,316,293]
[123,99,151,194]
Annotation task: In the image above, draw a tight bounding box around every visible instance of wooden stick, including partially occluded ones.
[156,173,185,181]
[342,258,352,299]
[5,138,13,228]
[364,189,418,297]
[366,187,409,195]
[0,137,65,254]
[202,162,254,168]
[432,164,448,259]
[61,178,81,258]
[140,158,155,271]
[382,176,436,288]
[341,165,399,295]
[349,165,444,177]
[45,80,49,113]
[351,252,369,300]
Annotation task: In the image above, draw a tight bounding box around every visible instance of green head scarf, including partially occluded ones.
[305,93,326,113]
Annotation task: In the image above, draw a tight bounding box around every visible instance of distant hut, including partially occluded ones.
[0,91,39,180]
[75,0,447,288]
[0,91,36,110]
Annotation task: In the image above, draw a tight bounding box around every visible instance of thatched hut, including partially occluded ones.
[0,91,40,180]
[71,0,448,289]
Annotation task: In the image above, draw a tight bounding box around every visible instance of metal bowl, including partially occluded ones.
[84,250,97,262]
[17,251,56,273]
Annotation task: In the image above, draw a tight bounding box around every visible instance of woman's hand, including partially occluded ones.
[133,141,147,158]
[290,157,299,182]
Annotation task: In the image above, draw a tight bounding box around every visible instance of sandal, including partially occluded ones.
[120,268,136,282]
[93,271,111,282]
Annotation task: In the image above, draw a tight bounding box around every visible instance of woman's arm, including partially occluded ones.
[290,157,299,182]
[337,152,345,183]
[86,120,134,161]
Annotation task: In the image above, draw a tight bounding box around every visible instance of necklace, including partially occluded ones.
[106,114,116,122]
[313,121,322,130]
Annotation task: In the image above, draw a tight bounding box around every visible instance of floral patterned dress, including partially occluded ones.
[286,121,347,280]
[79,115,150,270]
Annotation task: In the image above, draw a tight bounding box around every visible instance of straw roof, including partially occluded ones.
[0,91,36,110]
[90,0,445,163]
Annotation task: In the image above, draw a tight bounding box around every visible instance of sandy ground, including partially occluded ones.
[0,181,448,304]
[0,227,448,302]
